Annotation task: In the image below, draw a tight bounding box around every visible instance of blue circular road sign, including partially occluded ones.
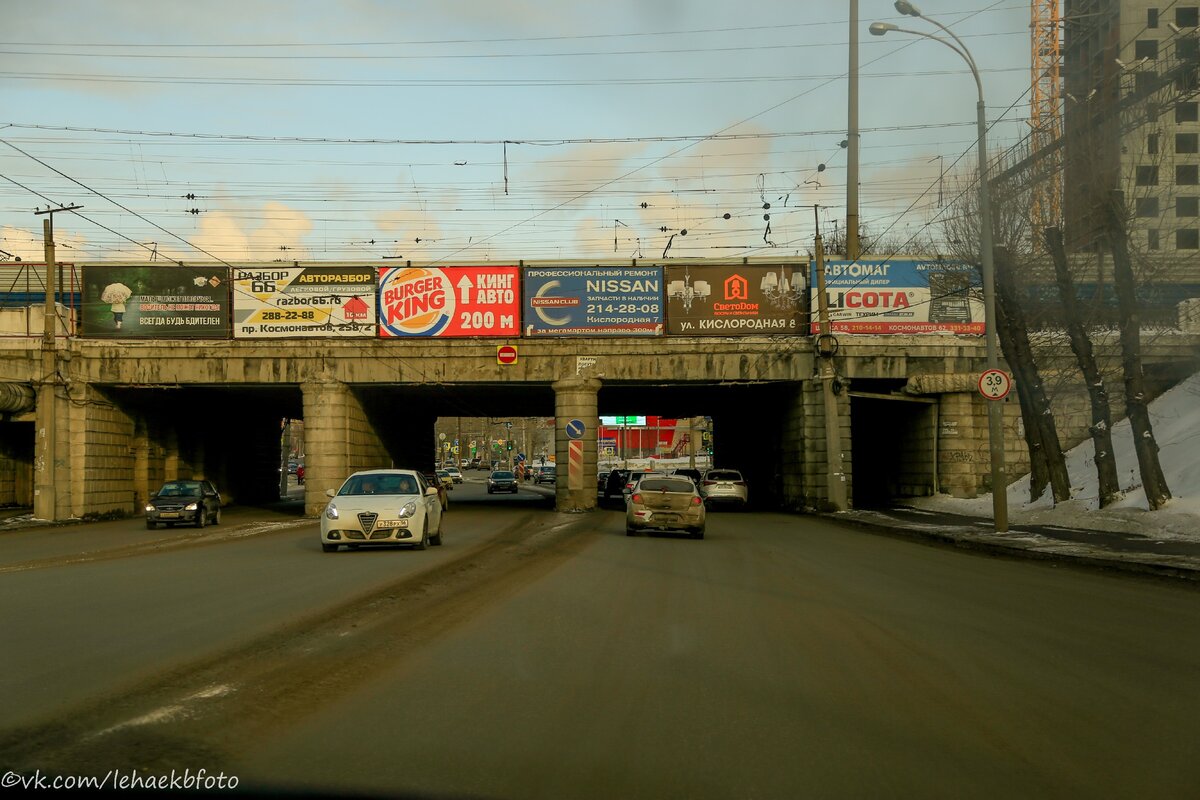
[565,419,586,440]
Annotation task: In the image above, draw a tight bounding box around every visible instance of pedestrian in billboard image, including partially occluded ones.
[100,282,132,330]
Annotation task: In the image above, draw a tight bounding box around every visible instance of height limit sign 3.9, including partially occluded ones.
[978,369,1012,401]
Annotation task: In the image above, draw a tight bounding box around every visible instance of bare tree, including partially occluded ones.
[942,166,1071,503]
[1043,227,1122,507]
[1104,190,1172,509]
[993,245,1072,503]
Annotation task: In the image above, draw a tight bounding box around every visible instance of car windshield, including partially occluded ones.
[157,482,201,497]
[338,474,418,496]
[492,471,514,479]
[707,471,742,481]
[638,479,695,493]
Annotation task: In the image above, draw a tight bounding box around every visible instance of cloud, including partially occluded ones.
[514,141,648,201]
[191,202,313,261]
[0,227,45,262]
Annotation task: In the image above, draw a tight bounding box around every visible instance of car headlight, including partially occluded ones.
[184,502,199,511]
[325,503,339,520]
[145,504,156,512]
[397,501,417,518]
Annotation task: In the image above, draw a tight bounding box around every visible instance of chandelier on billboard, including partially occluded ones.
[759,268,805,309]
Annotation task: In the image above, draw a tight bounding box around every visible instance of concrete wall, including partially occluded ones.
[0,304,73,337]
[302,381,390,516]
[778,384,806,511]
[70,385,137,518]
[936,392,983,498]
[893,404,936,496]
[792,380,852,511]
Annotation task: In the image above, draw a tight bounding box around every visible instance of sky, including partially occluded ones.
[0,0,1035,266]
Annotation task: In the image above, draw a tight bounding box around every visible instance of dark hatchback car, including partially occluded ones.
[487,470,519,494]
[603,469,632,499]
[145,479,222,529]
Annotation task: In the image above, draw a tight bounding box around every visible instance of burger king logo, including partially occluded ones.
[379,267,456,336]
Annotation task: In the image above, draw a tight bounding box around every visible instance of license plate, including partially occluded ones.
[159,512,180,519]
[373,519,407,529]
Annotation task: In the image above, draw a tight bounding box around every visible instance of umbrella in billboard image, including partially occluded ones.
[100,282,133,330]
[100,282,132,304]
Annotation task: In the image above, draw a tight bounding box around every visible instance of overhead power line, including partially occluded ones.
[0,9,1025,49]
[0,30,1024,61]
[0,66,1026,89]
[0,121,980,146]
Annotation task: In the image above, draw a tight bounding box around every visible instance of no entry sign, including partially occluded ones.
[497,345,518,365]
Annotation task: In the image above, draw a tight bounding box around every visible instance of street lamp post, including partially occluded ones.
[871,1,1008,531]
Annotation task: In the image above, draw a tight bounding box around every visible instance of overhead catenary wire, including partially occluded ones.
[0,2,1035,270]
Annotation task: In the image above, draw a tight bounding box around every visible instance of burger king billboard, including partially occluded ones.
[378,266,521,337]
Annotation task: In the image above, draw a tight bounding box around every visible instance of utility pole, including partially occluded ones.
[33,204,81,521]
[813,206,848,511]
[846,0,861,260]
[688,416,697,470]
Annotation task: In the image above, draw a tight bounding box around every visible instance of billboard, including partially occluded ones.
[665,264,806,335]
[232,267,376,338]
[811,259,984,335]
[80,266,229,338]
[522,266,663,336]
[378,266,520,337]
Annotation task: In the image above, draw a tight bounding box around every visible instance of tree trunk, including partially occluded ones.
[1104,191,1171,509]
[1043,227,1122,507]
[992,246,1072,503]
[993,301,1049,502]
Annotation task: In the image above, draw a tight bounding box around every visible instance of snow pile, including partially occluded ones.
[910,371,1200,540]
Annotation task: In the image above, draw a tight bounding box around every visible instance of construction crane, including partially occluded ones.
[1030,0,1063,234]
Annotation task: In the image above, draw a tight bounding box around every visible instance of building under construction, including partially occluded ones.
[1062,0,1199,262]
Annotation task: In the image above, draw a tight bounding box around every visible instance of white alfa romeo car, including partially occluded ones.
[321,469,444,552]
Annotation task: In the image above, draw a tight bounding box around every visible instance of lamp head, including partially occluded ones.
[894,0,922,17]
[870,21,898,36]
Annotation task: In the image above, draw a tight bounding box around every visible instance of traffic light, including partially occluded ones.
[506,440,513,451]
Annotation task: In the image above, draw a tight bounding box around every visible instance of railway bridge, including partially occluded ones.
[2,330,1198,520]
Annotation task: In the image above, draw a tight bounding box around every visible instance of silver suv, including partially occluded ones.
[700,469,747,508]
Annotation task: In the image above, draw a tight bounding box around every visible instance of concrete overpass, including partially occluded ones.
[3,329,1199,521]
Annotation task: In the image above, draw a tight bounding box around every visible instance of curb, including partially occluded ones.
[824,512,1200,585]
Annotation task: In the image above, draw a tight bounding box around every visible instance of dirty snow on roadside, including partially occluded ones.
[908,371,1200,542]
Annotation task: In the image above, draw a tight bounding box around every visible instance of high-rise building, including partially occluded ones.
[1063,0,1199,269]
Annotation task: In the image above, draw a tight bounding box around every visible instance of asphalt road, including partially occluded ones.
[1,481,1197,798]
